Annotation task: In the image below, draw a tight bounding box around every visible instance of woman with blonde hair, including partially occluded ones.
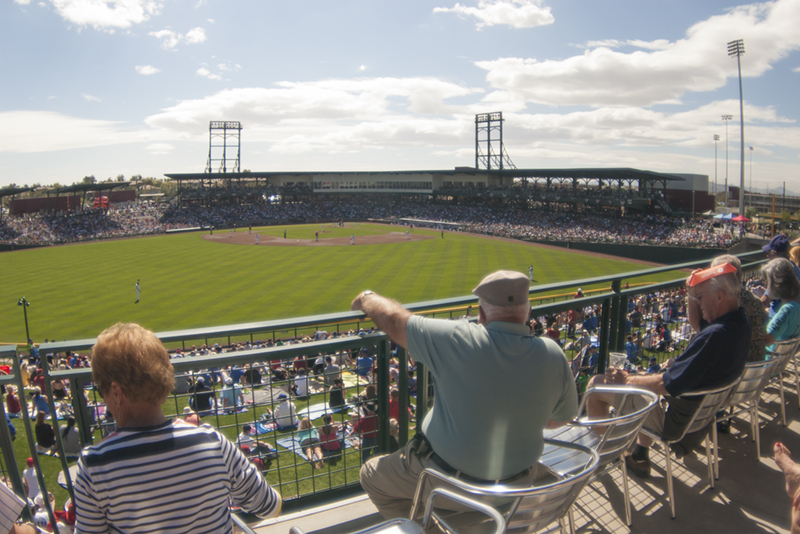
[73,323,281,534]
[297,417,324,469]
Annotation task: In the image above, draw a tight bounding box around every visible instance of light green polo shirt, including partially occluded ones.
[407,315,578,480]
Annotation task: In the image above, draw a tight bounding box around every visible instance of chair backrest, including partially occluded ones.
[766,337,800,376]
[667,379,741,443]
[574,386,660,467]
[411,440,599,534]
[723,358,783,409]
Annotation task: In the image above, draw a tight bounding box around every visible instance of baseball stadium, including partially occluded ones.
[0,118,795,534]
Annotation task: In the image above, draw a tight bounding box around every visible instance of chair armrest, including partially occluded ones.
[423,488,506,534]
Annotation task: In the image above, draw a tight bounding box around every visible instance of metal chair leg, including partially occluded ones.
[621,453,632,526]
[780,375,787,426]
[664,442,676,518]
[714,420,720,477]
[754,402,762,459]
[705,436,714,489]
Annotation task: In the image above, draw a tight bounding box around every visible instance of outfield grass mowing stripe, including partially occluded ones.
[0,224,680,342]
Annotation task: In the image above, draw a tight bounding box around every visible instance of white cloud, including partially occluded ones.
[196,67,221,80]
[145,78,481,133]
[48,0,162,30]
[207,18,214,23]
[794,66,800,72]
[149,27,206,49]
[433,0,553,29]
[135,65,160,75]
[184,26,206,44]
[82,93,101,102]
[0,111,136,152]
[582,39,672,51]
[14,0,33,5]
[149,29,179,49]
[476,0,800,107]
[146,143,173,154]
[217,63,241,72]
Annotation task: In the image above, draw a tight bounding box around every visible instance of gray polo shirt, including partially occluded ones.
[407,315,578,480]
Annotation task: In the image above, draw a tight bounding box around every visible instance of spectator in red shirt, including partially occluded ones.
[348,403,379,462]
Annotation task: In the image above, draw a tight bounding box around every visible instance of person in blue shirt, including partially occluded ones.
[357,349,373,378]
[762,235,800,317]
[647,357,661,374]
[624,335,638,363]
[763,258,800,346]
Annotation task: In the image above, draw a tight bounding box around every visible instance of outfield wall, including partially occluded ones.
[528,240,727,263]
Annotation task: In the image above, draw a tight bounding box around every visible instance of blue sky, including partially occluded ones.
[2,0,799,193]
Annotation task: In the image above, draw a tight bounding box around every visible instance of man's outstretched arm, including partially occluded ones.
[351,291,412,349]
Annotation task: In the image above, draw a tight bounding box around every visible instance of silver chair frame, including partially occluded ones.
[541,386,660,527]
[765,337,800,426]
[640,379,740,518]
[289,488,506,534]
[712,357,783,479]
[408,440,599,534]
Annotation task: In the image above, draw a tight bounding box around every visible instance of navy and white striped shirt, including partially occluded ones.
[74,419,281,533]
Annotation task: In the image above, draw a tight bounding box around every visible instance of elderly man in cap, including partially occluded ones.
[586,262,750,478]
[352,270,578,519]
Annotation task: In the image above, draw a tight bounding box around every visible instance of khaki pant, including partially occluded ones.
[360,439,537,520]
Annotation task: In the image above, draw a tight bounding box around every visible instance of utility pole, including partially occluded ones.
[722,114,733,207]
[748,146,753,211]
[728,39,746,215]
[714,134,720,199]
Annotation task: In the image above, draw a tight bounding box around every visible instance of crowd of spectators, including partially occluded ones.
[1,192,740,248]
[0,202,164,245]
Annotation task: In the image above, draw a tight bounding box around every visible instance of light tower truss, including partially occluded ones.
[475,112,516,171]
[205,121,242,173]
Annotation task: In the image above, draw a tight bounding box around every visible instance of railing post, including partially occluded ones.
[616,293,629,353]
[0,393,26,520]
[396,346,409,446]
[12,354,60,533]
[608,280,622,352]
[72,377,94,446]
[415,362,429,424]
[376,338,391,454]
[598,296,612,374]
[42,363,75,505]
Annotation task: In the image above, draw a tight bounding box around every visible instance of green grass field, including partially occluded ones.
[0,223,688,509]
[1,223,678,343]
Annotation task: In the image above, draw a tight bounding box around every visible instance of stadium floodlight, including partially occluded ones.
[728,39,746,215]
[714,134,720,197]
[749,146,754,208]
[17,297,31,346]
[722,115,733,206]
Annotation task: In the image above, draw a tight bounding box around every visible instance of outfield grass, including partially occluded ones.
[0,223,678,344]
[0,224,687,509]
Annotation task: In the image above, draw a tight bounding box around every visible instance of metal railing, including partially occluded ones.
[0,250,767,520]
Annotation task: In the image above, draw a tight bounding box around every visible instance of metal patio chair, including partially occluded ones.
[408,440,599,534]
[640,379,740,518]
[289,488,506,534]
[712,357,783,479]
[764,337,800,426]
[540,385,660,527]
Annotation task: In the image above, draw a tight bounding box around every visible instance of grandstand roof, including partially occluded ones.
[0,186,35,199]
[55,181,132,194]
[165,168,684,183]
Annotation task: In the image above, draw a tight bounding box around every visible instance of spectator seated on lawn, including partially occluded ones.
[297,418,325,469]
[275,392,298,429]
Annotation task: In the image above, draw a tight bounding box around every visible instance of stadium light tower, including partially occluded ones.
[714,134,720,198]
[728,39,746,215]
[749,146,754,209]
[722,115,733,206]
[17,297,30,346]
